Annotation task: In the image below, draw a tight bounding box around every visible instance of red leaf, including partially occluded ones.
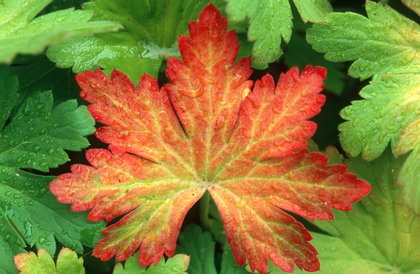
[49,4,371,274]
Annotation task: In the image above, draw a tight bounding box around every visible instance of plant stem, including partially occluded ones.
[200,190,211,231]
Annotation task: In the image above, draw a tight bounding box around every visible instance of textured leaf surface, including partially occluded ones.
[47,0,224,82]
[0,0,121,63]
[50,4,371,274]
[114,254,189,274]
[0,68,103,272]
[176,224,217,274]
[307,1,420,80]
[14,248,84,274]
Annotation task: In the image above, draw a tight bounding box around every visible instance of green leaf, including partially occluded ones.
[14,248,84,274]
[306,1,420,80]
[0,70,103,272]
[0,91,94,171]
[47,0,225,82]
[226,0,292,67]
[338,73,419,161]
[176,224,217,274]
[292,0,332,23]
[113,253,189,273]
[0,0,121,63]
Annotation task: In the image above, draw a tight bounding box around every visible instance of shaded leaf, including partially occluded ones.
[50,4,370,274]
[0,67,103,272]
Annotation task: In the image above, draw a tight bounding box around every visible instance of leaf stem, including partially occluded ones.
[200,190,211,231]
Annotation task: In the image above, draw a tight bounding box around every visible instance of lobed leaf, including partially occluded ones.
[14,248,84,274]
[51,4,371,273]
[0,0,121,63]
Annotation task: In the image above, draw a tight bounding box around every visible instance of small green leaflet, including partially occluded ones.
[47,0,225,82]
[0,68,104,272]
[114,254,189,273]
[225,0,332,67]
[14,248,84,274]
[0,0,121,63]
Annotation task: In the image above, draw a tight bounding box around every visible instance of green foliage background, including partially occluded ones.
[0,0,418,273]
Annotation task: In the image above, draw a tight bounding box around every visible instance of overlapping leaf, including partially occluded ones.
[0,67,104,273]
[225,0,332,67]
[50,4,370,274]
[0,0,121,63]
[47,0,224,82]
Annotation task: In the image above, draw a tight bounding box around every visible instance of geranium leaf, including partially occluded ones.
[50,4,371,273]
[14,248,84,274]
[114,253,189,274]
[0,0,121,63]
[47,0,225,82]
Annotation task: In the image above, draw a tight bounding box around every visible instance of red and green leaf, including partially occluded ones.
[50,4,371,274]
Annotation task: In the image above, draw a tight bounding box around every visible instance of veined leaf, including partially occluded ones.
[47,0,225,82]
[0,0,121,63]
[50,5,371,274]
[14,248,84,274]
